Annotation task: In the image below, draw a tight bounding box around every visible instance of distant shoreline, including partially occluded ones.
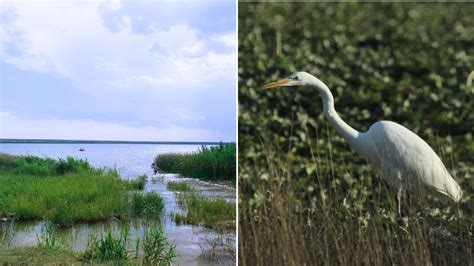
[0,139,229,145]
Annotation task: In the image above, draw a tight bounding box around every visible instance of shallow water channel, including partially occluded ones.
[0,174,236,265]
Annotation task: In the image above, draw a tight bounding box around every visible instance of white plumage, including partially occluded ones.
[263,71,462,214]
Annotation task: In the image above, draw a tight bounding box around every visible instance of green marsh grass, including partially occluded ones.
[0,153,150,225]
[142,226,179,265]
[153,143,236,182]
[82,228,130,262]
[129,174,147,190]
[36,222,61,251]
[167,181,192,192]
[81,225,178,264]
[131,193,165,217]
[174,193,235,231]
[0,247,80,264]
[153,153,183,173]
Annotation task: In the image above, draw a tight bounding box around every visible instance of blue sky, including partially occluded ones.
[0,0,236,141]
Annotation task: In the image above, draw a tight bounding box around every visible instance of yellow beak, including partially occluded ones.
[263,79,291,89]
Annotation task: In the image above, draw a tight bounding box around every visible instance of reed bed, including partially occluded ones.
[131,192,165,217]
[167,181,193,192]
[153,143,236,182]
[142,226,178,265]
[174,193,235,231]
[239,134,473,265]
[129,174,147,190]
[81,225,178,264]
[82,227,131,262]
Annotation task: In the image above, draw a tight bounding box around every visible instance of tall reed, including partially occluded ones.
[36,221,61,251]
[239,135,473,265]
[174,193,235,231]
[131,193,165,217]
[153,143,236,182]
[82,228,130,262]
[167,181,192,192]
[142,226,178,265]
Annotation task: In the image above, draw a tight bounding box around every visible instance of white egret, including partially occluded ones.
[263,72,462,215]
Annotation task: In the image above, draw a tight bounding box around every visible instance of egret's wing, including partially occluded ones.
[365,121,461,201]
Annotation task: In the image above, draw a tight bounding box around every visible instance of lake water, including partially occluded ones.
[0,143,236,265]
[0,143,204,178]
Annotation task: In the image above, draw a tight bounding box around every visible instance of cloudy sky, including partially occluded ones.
[0,0,236,141]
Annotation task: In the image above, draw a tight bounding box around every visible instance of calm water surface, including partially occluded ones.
[0,143,202,178]
[0,144,236,265]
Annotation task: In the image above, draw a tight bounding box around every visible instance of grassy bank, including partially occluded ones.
[239,2,473,265]
[174,193,235,231]
[0,247,81,264]
[0,153,163,225]
[153,143,236,182]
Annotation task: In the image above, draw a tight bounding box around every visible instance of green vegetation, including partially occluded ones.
[0,153,163,225]
[167,181,193,192]
[0,153,132,225]
[0,247,80,264]
[0,154,176,264]
[0,224,179,265]
[239,2,473,265]
[174,193,235,231]
[0,153,108,176]
[82,225,178,264]
[129,174,147,190]
[36,222,61,251]
[82,228,130,262]
[200,232,235,261]
[153,153,183,173]
[153,143,236,182]
[142,226,179,265]
[131,193,165,217]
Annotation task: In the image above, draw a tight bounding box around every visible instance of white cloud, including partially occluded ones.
[0,1,235,92]
[0,1,236,141]
[100,0,121,11]
[213,32,236,48]
[132,75,174,87]
[0,112,221,141]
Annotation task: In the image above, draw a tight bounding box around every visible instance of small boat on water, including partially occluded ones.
[79,148,85,152]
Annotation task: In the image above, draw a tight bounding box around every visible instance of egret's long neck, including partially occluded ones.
[310,78,362,151]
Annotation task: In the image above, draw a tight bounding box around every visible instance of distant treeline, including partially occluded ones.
[153,143,236,182]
